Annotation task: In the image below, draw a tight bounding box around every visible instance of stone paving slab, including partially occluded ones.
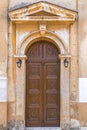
[26,127,60,130]
[26,127,87,130]
[81,128,87,130]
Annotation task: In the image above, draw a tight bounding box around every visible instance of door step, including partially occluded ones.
[26,127,87,130]
[26,127,60,130]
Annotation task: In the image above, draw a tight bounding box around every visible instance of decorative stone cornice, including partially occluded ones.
[9,2,77,24]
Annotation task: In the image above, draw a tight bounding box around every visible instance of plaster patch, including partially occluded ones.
[79,78,87,102]
[0,77,7,102]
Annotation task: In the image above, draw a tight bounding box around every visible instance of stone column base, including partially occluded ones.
[61,127,80,130]
[70,119,81,130]
[61,123,70,130]
[7,120,25,130]
[70,127,80,130]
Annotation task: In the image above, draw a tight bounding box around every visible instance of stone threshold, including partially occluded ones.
[81,128,87,130]
[26,127,60,130]
[26,127,87,130]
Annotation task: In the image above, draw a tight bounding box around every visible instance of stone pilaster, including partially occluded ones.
[59,54,71,130]
[13,55,27,130]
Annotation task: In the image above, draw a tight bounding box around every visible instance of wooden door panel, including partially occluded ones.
[26,41,60,127]
[44,42,58,58]
[27,79,40,89]
[26,63,42,126]
[47,94,57,104]
[27,63,41,77]
[46,79,58,90]
[46,108,58,121]
[27,42,42,58]
[44,63,60,126]
[26,108,42,126]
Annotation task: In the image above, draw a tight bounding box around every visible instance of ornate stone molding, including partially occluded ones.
[17,30,67,55]
[9,2,77,24]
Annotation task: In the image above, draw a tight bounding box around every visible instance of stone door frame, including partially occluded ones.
[14,31,71,130]
[8,2,78,129]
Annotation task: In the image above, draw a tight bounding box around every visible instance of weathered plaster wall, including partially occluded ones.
[9,0,77,11]
[0,103,7,126]
[0,0,8,128]
[5,0,87,128]
[7,0,87,128]
[78,0,87,78]
[8,0,79,129]
[78,0,87,126]
[0,0,7,77]
[79,79,87,125]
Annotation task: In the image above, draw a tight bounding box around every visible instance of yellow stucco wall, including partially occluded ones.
[78,0,87,126]
[78,0,87,77]
[0,0,8,128]
[0,0,87,128]
[0,0,7,77]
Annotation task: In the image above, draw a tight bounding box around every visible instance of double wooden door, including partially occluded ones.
[26,41,60,127]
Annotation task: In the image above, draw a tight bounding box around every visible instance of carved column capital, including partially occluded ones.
[58,54,72,59]
[14,54,27,60]
[58,54,71,68]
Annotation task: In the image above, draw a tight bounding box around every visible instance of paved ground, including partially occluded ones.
[81,128,87,130]
[26,127,60,130]
[26,127,87,130]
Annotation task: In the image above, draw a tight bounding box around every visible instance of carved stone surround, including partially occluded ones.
[8,2,79,130]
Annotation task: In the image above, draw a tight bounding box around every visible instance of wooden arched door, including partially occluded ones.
[26,40,60,127]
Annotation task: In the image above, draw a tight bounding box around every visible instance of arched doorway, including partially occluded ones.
[26,40,60,127]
